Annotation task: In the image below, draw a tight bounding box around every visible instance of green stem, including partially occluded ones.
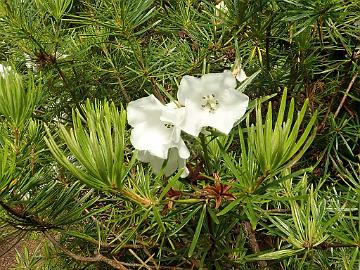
[174,198,206,204]
[200,134,211,175]
[13,127,20,156]
[206,208,216,269]
[119,190,153,208]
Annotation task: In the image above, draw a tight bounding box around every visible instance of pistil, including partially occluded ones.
[201,94,219,113]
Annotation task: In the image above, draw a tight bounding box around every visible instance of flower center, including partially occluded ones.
[164,123,174,129]
[201,94,219,113]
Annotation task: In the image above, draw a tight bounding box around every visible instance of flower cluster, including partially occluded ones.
[127,70,249,177]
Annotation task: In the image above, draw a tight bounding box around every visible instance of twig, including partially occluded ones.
[318,96,333,131]
[100,42,131,103]
[63,231,141,249]
[0,201,54,230]
[116,76,131,103]
[149,77,165,104]
[316,242,357,249]
[44,232,128,270]
[128,248,152,270]
[143,248,159,269]
[242,221,268,269]
[334,73,358,119]
[254,172,269,191]
[0,230,27,257]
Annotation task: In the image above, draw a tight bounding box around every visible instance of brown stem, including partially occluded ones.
[63,232,142,250]
[254,172,269,192]
[318,94,334,132]
[0,200,54,230]
[53,60,70,90]
[242,221,268,269]
[315,242,358,249]
[116,76,131,103]
[143,248,159,269]
[334,72,358,118]
[44,232,128,270]
[128,249,152,270]
[0,231,26,257]
[100,43,131,102]
[149,77,165,104]
[51,59,80,103]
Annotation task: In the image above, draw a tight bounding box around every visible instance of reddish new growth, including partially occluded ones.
[162,188,182,214]
[186,159,206,183]
[202,173,235,209]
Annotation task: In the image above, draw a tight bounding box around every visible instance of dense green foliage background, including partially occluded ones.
[0,0,359,269]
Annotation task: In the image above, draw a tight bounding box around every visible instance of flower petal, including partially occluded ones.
[203,90,249,134]
[178,99,207,137]
[164,148,189,177]
[127,95,187,159]
[235,68,247,82]
[138,149,189,178]
[161,103,185,124]
[200,70,236,95]
[127,95,164,126]
[177,75,203,105]
[176,71,248,136]
[137,150,153,163]
[178,139,190,159]
[130,121,172,159]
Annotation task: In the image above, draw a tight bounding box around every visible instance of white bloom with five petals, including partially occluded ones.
[177,70,249,136]
[127,95,189,177]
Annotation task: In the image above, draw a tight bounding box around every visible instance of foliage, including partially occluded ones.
[0,0,359,269]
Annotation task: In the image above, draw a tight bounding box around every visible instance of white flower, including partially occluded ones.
[127,95,190,177]
[177,70,249,136]
[138,148,189,178]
